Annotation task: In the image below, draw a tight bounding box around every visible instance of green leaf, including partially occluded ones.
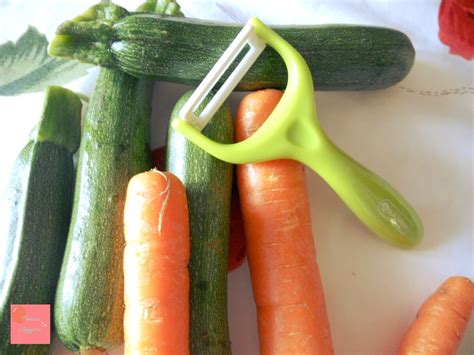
[0,26,92,96]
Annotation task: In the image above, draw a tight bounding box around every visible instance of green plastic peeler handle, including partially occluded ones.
[173,17,423,247]
[303,137,423,248]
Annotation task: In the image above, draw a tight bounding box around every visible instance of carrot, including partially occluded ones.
[151,146,246,272]
[123,170,190,355]
[398,276,474,355]
[236,89,334,354]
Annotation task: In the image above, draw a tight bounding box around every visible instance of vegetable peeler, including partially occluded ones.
[172,17,423,248]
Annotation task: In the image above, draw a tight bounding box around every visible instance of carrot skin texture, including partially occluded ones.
[123,170,190,355]
[398,276,474,355]
[236,89,334,354]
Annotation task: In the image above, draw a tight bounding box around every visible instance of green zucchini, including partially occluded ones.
[49,2,415,91]
[53,1,182,353]
[0,86,82,354]
[166,91,234,354]
[54,69,151,353]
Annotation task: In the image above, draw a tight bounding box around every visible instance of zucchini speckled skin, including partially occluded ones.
[166,92,234,354]
[50,3,415,91]
[0,86,81,355]
[53,68,152,353]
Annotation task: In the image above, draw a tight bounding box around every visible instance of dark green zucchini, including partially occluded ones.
[166,91,234,354]
[54,69,152,353]
[53,1,182,353]
[0,86,82,355]
[49,2,415,91]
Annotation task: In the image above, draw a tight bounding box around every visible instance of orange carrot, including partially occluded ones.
[398,276,474,355]
[123,170,190,355]
[236,89,334,354]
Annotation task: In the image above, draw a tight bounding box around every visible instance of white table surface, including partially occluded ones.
[1,0,473,354]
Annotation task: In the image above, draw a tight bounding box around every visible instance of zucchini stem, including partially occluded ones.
[34,86,82,154]
[48,2,129,65]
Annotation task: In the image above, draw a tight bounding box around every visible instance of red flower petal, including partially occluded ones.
[438,0,474,60]
[454,0,474,12]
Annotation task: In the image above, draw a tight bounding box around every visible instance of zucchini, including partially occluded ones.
[166,91,234,354]
[53,1,182,352]
[0,86,82,354]
[54,69,152,353]
[49,3,415,91]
